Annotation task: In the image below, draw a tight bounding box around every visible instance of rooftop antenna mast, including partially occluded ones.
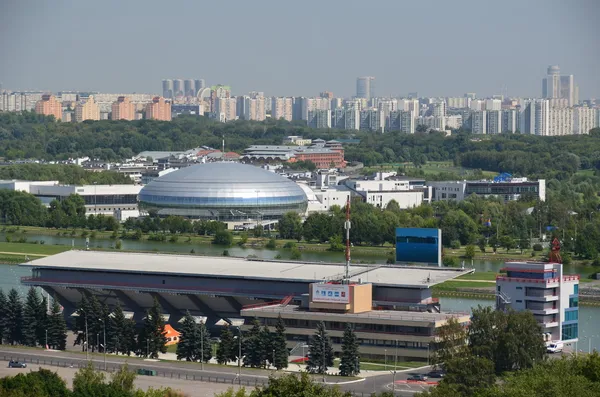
[344,196,351,282]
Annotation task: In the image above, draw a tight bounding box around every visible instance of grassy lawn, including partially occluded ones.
[457,272,499,281]
[0,241,71,256]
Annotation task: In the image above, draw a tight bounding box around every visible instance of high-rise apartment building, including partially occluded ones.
[35,94,62,120]
[502,109,519,133]
[330,98,343,110]
[271,97,293,121]
[300,97,330,120]
[319,91,334,99]
[573,107,597,135]
[542,66,577,107]
[145,97,172,121]
[75,95,100,122]
[486,110,502,134]
[470,110,487,134]
[307,109,332,129]
[388,110,416,133]
[214,97,237,122]
[111,96,136,120]
[184,79,195,97]
[520,99,550,135]
[485,99,502,111]
[0,92,30,112]
[398,99,420,117]
[194,79,205,95]
[548,107,573,136]
[359,109,384,132]
[242,96,266,121]
[210,85,231,112]
[446,97,468,109]
[445,115,463,130]
[356,76,375,100]
[173,79,184,97]
[331,109,360,130]
[162,79,174,98]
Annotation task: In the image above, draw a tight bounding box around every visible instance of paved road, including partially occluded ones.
[0,347,433,396]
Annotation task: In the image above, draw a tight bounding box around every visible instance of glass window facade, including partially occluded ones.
[562,323,578,340]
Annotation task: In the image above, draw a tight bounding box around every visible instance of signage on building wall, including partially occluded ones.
[312,284,350,304]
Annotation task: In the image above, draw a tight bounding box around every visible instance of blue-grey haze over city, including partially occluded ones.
[1,0,599,98]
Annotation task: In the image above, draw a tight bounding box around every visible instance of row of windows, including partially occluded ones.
[565,309,578,322]
[570,296,579,308]
[287,334,429,349]
[396,236,437,245]
[264,318,432,336]
[139,194,307,207]
[506,271,555,280]
[562,323,578,340]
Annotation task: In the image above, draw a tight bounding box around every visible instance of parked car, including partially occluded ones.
[407,374,428,381]
[427,370,445,378]
[8,361,27,368]
[547,342,564,354]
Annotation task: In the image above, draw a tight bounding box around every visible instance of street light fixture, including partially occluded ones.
[235,326,242,386]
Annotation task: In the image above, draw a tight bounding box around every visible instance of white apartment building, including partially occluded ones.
[496,261,579,343]
[445,115,463,130]
[271,97,293,121]
[486,110,502,134]
[343,179,430,209]
[398,99,420,116]
[0,92,32,112]
[573,107,598,135]
[307,110,331,129]
[428,178,546,203]
[300,97,330,120]
[485,99,502,111]
[243,96,266,121]
[502,109,518,132]
[470,100,485,111]
[471,110,487,134]
[446,97,468,109]
[548,106,573,136]
[359,109,384,132]
[214,97,237,122]
[332,108,360,130]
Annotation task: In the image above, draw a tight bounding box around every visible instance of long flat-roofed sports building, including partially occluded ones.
[0,180,142,220]
[21,251,469,356]
[138,163,308,221]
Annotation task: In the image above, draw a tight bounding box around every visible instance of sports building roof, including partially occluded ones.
[22,250,467,288]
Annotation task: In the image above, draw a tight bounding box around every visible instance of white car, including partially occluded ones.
[547,342,563,353]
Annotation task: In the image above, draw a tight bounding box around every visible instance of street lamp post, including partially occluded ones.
[45,330,48,350]
[237,327,242,386]
[103,320,106,370]
[272,349,275,369]
[84,312,89,361]
[200,323,204,370]
[384,349,387,371]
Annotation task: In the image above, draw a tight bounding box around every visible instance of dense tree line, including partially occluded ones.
[0,287,67,349]
[422,306,600,397]
[2,112,600,182]
[0,164,132,184]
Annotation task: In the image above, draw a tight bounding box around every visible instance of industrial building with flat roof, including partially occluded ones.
[21,250,468,323]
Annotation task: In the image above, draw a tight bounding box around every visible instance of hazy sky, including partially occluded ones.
[1,0,599,99]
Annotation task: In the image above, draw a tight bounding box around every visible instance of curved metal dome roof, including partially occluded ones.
[154,162,295,184]
[139,163,308,211]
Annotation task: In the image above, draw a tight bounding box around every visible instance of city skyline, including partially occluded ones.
[1,0,599,99]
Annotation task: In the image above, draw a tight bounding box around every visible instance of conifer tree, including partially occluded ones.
[22,287,41,346]
[46,296,67,350]
[36,294,49,347]
[306,321,334,374]
[107,302,126,354]
[243,318,264,368]
[199,321,213,363]
[216,325,236,364]
[177,311,201,362]
[339,324,360,376]
[260,325,272,369]
[0,289,6,344]
[6,288,23,345]
[272,315,289,370]
[137,297,167,359]
[121,318,137,356]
